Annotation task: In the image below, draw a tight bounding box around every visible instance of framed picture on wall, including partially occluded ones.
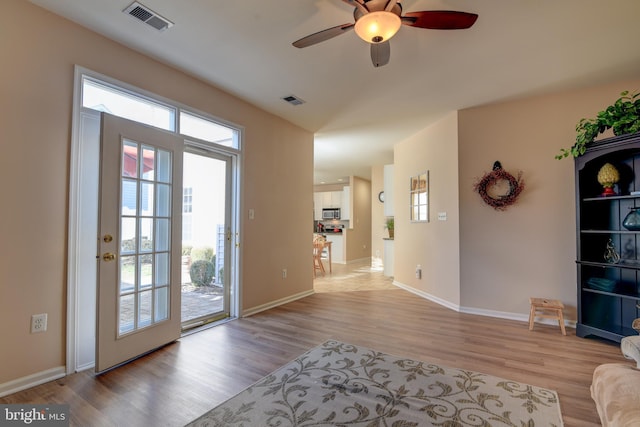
[410,171,429,222]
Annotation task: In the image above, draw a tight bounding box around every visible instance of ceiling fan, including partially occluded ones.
[292,0,478,67]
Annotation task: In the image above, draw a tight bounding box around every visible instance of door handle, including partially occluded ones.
[102,253,116,262]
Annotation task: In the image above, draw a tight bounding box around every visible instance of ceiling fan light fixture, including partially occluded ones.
[354,11,401,44]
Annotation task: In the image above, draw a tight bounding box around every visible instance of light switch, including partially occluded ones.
[248,209,255,220]
[438,212,447,221]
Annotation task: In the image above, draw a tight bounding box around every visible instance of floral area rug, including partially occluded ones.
[186,340,563,426]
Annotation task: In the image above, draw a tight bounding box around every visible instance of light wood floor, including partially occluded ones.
[2,260,626,426]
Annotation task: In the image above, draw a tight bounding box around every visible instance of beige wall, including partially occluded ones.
[370,165,385,266]
[0,0,313,386]
[393,112,461,305]
[392,79,640,319]
[458,78,640,318]
[345,176,372,262]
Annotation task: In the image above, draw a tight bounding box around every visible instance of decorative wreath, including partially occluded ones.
[474,161,525,211]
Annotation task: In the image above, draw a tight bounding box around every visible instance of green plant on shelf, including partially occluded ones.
[556,90,640,159]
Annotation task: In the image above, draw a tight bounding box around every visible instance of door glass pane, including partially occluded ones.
[117,139,173,337]
[139,254,153,290]
[141,146,155,180]
[121,180,137,215]
[120,255,135,293]
[122,141,138,178]
[157,150,171,183]
[155,253,169,286]
[155,287,169,322]
[156,184,170,217]
[139,218,153,253]
[121,217,136,254]
[155,219,169,251]
[119,294,135,335]
[140,182,154,216]
[138,290,152,328]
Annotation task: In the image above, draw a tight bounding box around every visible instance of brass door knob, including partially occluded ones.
[102,253,116,262]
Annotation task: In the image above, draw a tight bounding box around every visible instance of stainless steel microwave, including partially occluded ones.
[322,208,340,220]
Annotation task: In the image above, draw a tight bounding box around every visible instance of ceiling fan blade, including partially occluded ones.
[371,41,390,68]
[292,23,355,48]
[402,10,478,30]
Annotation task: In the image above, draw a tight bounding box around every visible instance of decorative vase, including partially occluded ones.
[623,207,640,231]
[597,163,620,196]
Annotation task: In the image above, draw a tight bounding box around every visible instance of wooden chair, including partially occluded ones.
[313,240,325,278]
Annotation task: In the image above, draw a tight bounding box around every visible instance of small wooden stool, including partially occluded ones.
[529,297,566,335]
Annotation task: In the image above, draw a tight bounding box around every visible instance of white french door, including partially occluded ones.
[96,113,184,373]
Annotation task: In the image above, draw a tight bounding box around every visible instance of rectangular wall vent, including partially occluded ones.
[123,2,174,31]
[282,95,305,106]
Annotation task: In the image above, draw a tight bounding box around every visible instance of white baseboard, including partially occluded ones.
[392,280,576,329]
[393,280,461,312]
[0,366,66,398]
[242,290,315,317]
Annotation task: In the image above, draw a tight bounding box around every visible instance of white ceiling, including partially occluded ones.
[31,0,640,184]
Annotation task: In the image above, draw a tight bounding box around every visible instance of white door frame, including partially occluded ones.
[66,66,242,373]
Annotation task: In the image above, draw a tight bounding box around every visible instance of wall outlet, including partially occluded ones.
[282,268,287,279]
[415,265,422,279]
[31,313,47,333]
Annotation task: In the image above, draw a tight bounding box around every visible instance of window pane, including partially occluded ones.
[180,111,237,148]
[83,78,175,131]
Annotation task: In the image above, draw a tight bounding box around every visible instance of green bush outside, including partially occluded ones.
[191,246,214,262]
[189,260,214,286]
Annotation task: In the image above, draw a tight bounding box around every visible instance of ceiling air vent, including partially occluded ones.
[123,2,174,31]
[282,95,305,106]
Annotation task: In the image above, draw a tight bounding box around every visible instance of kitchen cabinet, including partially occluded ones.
[314,188,350,220]
[575,132,640,342]
[330,191,343,208]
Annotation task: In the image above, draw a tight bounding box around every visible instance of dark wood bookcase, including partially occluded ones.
[576,132,640,342]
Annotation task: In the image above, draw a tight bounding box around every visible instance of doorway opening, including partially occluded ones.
[180,150,233,330]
